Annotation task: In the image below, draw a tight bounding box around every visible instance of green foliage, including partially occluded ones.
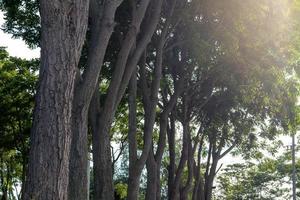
[0,47,38,199]
[0,0,40,48]
[0,47,38,149]
[217,154,300,200]
[114,183,128,199]
[1,0,300,199]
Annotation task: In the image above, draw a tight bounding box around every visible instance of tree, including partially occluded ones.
[216,153,300,199]
[0,47,38,200]
[0,0,299,199]
[23,1,90,199]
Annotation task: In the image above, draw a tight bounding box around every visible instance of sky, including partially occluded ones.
[0,11,40,59]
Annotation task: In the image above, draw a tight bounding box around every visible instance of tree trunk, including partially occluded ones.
[127,168,141,200]
[94,120,115,200]
[167,115,176,200]
[169,122,189,200]
[192,141,205,200]
[204,155,219,200]
[20,152,27,200]
[145,150,158,200]
[24,1,89,199]
[68,1,121,199]
[180,132,193,200]
[89,90,115,200]
[90,0,154,198]
[68,107,89,200]
[1,159,8,200]
[89,0,163,198]
[127,70,141,200]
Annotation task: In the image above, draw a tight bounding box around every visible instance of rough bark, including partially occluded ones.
[68,1,122,199]
[24,1,89,199]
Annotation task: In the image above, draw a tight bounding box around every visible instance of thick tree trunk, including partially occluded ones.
[24,1,89,199]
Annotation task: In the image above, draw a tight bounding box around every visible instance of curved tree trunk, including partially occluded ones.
[68,1,122,199]
[90,0,164,199]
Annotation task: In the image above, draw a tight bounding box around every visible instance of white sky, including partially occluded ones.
[0,11,40,59]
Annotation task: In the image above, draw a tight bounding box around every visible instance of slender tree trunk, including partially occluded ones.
[167,115,176,200]
[68,1,122,199]
[1,159,8,200]
[90,90,115,200]
[20,152,27,200]
[180,132,193,200]
[90,0,163,198]
[197,179,205,200]
[127,70,142,200]
[145,149,158,200]
[24,1,89,199]
[95,120,115,200]
[90,0,153,198]
[169,122,189,200]
[68,107,89,200]
[192,141,205,200]
[205,156,219,200]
